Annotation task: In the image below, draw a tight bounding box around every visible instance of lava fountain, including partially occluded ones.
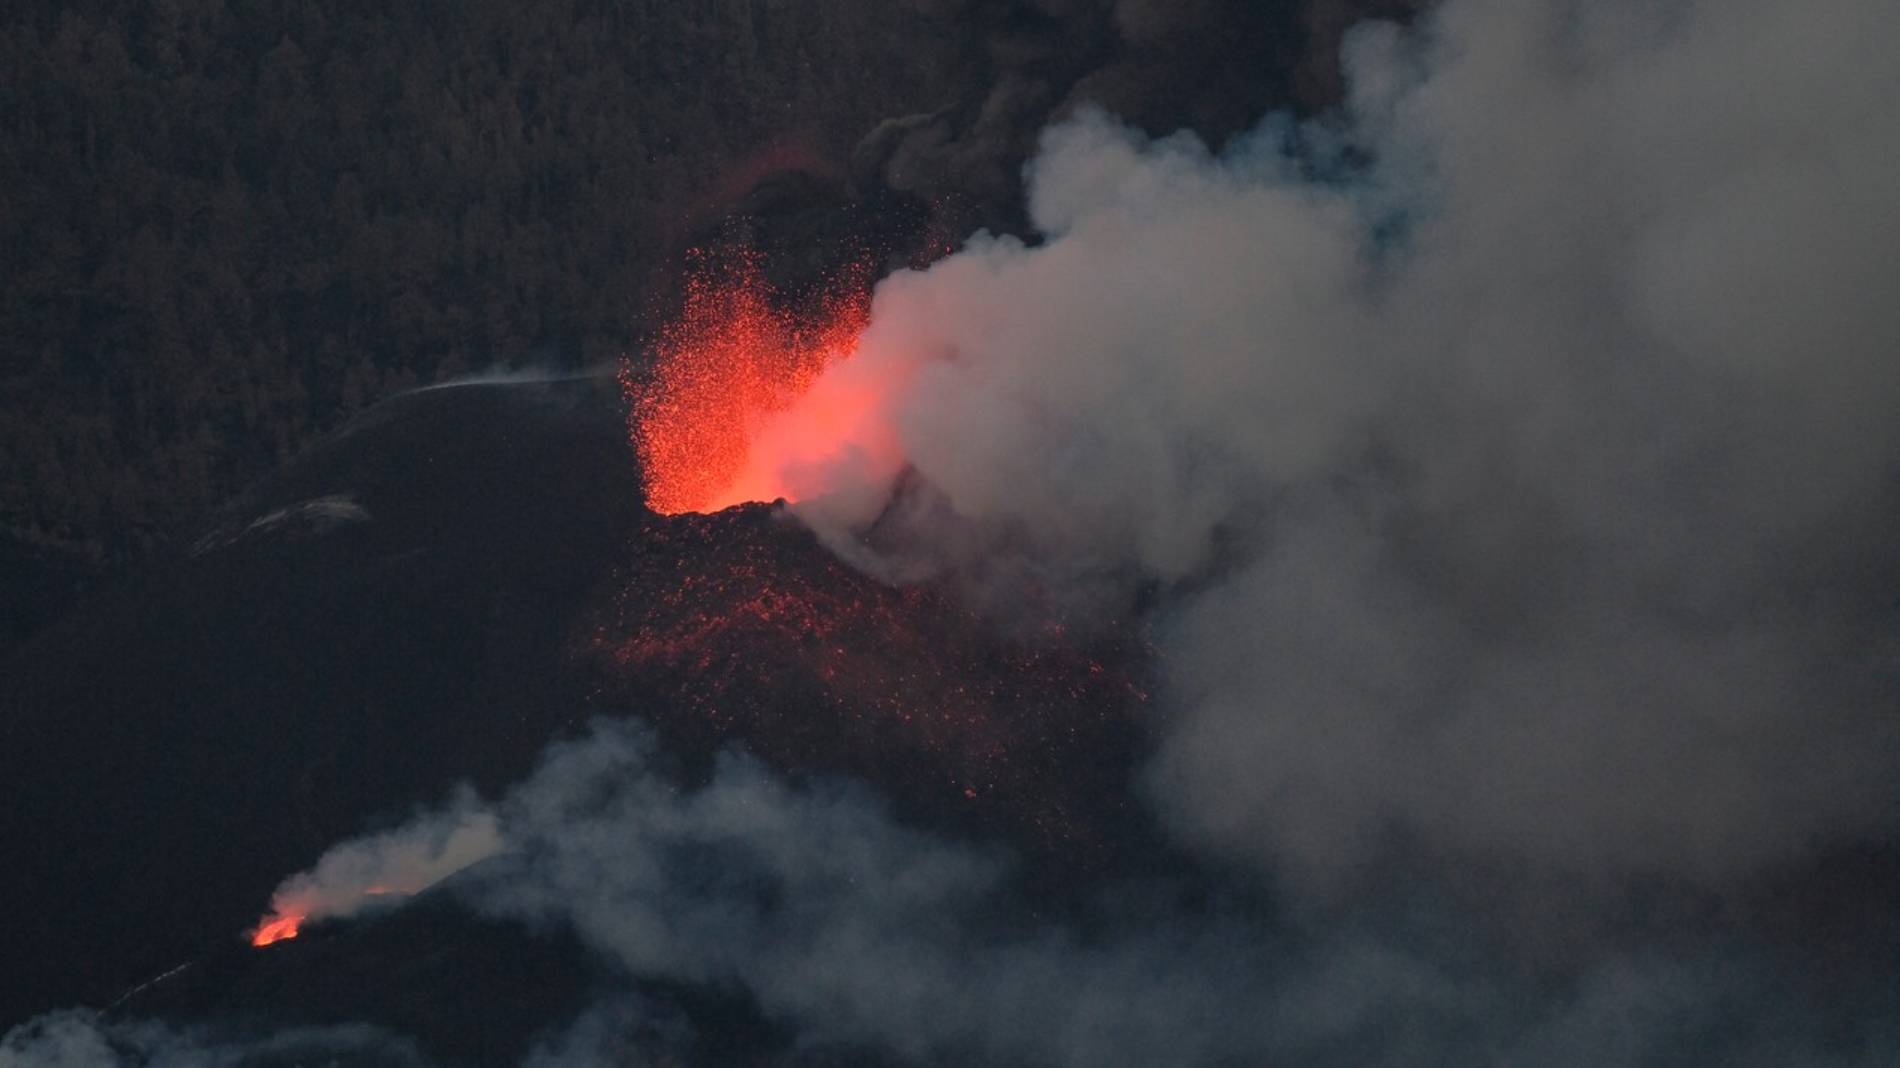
[624,248,899,515]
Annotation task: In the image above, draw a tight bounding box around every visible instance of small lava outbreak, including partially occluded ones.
[624,248,874,515]
[249,912,303,948]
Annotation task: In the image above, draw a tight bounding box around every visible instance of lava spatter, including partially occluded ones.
[625,249,873,515]
[615,245,1151,859]
[584,506,1152,860]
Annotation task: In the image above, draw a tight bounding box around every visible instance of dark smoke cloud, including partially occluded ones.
[785,0,1900,890]
[859,0,1414,232]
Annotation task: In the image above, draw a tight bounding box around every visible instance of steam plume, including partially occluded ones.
[765,0,1900,888]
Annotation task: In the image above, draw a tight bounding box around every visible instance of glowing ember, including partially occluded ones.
[625,249,877,514]
[585,506,1153,859]
[249,911,304,947]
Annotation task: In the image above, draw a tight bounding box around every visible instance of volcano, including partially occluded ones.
[0,371,1155,1051]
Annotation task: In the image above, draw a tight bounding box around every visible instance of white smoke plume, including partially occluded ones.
[257,802,501,934]
[759,0,1900,889]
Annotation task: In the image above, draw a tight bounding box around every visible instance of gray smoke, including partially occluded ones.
[460,722,1897,1066]
[773,0,1900,889]
[41,717,1877,1068]
[0,1013,427,1067]
[251,801,501,936]
[10,1,1898,1063]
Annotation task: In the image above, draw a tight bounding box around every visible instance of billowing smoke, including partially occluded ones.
[251,803,501,945]
[10,0,1898,1063]
[764,0,1900,889]
[459,724,1895,1066]
[82,718,1891,1067]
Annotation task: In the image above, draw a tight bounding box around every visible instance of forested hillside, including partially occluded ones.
[1,0,1405,582]
[0,0,965,562]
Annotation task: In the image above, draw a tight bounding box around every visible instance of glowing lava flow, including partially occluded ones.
[249,911,304,947]
[249,884,401,946]
[625,250,881,514]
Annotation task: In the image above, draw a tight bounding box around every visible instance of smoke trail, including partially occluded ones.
[251,803,501,944]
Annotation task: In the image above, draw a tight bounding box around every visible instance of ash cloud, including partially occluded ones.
[787,0,1900,888]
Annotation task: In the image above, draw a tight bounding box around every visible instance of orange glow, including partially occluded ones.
[626,250,879,514]
[250,910,304,947]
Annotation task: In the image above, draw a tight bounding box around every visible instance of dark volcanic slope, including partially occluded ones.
[0,376,1156,1032]
[110,893,609,1068]
[0,379,644,1026]
[585,504,1152,864]
[109,888,868,1068]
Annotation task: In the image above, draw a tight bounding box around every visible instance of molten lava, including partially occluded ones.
[250,911,304,947]
[625,249,879,514]
[610,245,1154,859]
